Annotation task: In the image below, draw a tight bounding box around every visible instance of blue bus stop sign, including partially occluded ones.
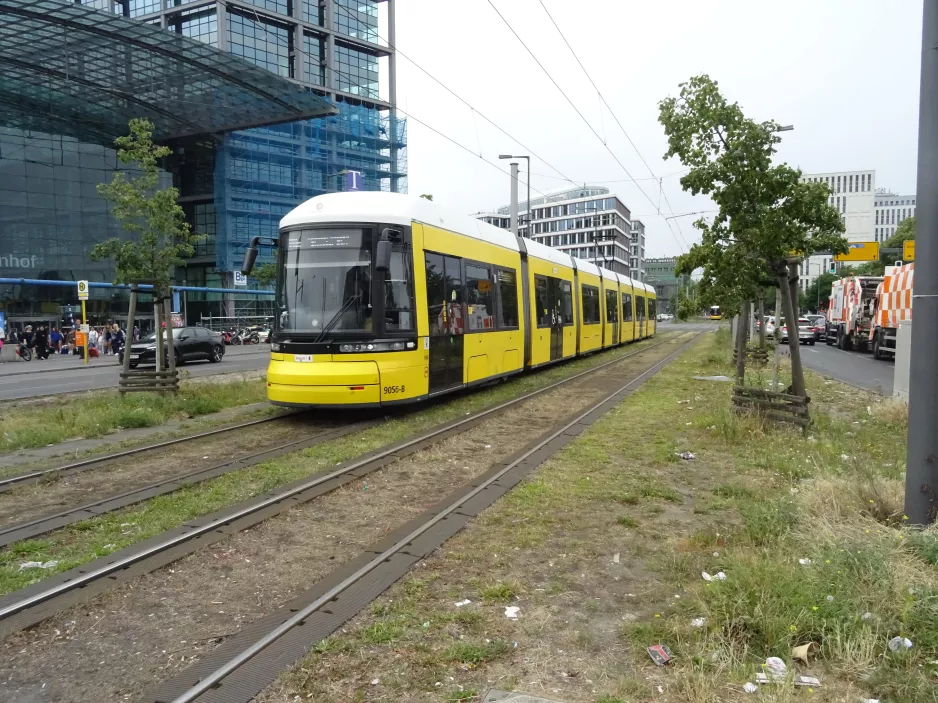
[345,170,362,191]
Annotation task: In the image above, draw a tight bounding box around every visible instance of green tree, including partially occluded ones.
[885,216,915,248]
[419,193,434,201]
[803,272,838,312]
[675,280,702,321]
[659,75,848,395]
[253,262,277,287]
[90,119,199,292]
[91,119,202,382]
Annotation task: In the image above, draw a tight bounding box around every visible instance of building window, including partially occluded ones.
[168,6,217,46]
[334,0,379,43]
[239,0,291,16]
[129,0,161,17]
[301,0,322,24]
[335,43,379,97]
[228,10,292,77]
[303,33,326,86]
[837,175,841,192]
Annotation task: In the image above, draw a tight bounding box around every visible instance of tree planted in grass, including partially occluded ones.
[90,118,201,386]
[659,75,847,397]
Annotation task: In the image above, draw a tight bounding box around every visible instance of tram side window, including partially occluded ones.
[561,280,573,326]
[648,299,657,319]
[426,252,464,336]
[496,269,519,329]
[466,263,495,332]
[622,293,633,321]
[385,250,415,331]
[605,289,618,322]
[535,276,551,328]
[582,284,601,324]
[635,295,646,319]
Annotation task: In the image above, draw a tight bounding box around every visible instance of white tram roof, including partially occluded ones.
[281,193,647,289]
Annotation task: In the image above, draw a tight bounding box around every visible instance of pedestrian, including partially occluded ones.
[103,326,112,355]
[111,324,125,357]
[50,327,62,353]
[34,326,49,360]
[133,325,140,342]
[88,326,99,354]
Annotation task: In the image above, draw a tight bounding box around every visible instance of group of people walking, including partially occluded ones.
[2,323,132,361]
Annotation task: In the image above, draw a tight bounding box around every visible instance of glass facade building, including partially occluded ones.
[0,0,405,326]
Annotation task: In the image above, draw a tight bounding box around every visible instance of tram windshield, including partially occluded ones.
[278,229,374,335]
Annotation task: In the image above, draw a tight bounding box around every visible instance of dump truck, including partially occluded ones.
[825,275,884,352]
[868,262,914,360]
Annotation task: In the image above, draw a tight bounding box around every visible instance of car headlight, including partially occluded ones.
[338,341,412,353]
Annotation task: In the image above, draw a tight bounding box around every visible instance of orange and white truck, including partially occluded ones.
[825,275,884,352]
[868,262,914,360]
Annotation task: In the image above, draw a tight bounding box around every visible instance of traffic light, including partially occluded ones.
[829,261,837,275]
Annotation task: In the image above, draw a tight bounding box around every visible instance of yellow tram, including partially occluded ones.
[245,193,656,408]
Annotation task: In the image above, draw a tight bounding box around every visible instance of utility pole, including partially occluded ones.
[906,0,938,525]
[509,161,519,235]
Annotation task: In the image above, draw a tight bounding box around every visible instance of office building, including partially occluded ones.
[475,186,638,277]
[630,220,646,282]
[798,170,875,293]
[874,189,916,242]
[1,0,405,325]
[644,257,688,313]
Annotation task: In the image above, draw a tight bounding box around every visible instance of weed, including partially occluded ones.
[479,580,519,603]
[640,485,682,503]
[444,640,511,665]
[443,687,479,702]
[360,621,405,645]
[617,516,638,528]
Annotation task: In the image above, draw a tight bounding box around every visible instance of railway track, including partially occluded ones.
[0,412,297,493]
[149,331,704,703]
[0,332,692,639]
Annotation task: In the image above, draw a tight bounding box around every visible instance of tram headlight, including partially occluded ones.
[270,343,280,352]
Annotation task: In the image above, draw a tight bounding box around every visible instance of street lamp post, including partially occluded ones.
[499,155,531,237]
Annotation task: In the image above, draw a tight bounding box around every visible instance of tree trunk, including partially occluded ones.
[154,298,164,374]
[735,300,749,385]
[164,296,177,391]
[119,283,137,395]
[772,286,782,391]
[780,263,807,398]
[758,294,766,349]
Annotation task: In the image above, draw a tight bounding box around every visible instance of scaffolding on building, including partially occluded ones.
[214,102,407,273]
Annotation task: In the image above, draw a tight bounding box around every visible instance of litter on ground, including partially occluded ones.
[888,636,913,651]
[18,560,58,571]
[743,682,758,693]
[676,451,696,460]
[454,599,471,607]
[755,673,821,687]
[646,644,673,666]
[690,617,706,628]
[504,606,520,619]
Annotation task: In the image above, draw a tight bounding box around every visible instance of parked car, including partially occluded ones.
[781,318,816,345]
[805,314,826,341]
[120,327,225,368]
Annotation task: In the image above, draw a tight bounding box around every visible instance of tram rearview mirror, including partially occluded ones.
[242,236,260,275]
[376,237,393,273]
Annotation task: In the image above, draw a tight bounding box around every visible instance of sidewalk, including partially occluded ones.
[0,344,269,378]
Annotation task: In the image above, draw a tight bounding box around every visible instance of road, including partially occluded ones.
[800,339,894,395]
[0,345,270,401]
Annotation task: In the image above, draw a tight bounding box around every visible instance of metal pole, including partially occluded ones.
[509,162,519,235]
[906,0,938,525]
[81,299,88,365]
[525,156,531,240]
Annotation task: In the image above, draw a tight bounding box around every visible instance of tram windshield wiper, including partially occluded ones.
[314,293,361,343]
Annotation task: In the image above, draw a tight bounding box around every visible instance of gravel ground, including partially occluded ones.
[0,340,685,703]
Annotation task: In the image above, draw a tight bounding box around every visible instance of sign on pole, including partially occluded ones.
[233,271,247,287]
[345,170,362,191]
[834,241,880,263]
[904,240,916,261]
[77,279,89,300]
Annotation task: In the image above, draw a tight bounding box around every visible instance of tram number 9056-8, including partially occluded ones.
[383,385,406,395]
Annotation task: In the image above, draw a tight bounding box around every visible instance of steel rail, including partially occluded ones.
[168,333,702,703]
[0,333,682,623]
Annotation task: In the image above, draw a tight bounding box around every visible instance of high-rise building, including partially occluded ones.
[874,189,916,242]
[1,0,405,324]
[630,220,646,282]
[644,257,687,313]
[798,170,875,294]
[474,186,637,277]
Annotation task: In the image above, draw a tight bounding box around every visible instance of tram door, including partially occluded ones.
[606,289,619,345]
[425,253,465,393]
[636,295,645,338]
[538,276,565,361]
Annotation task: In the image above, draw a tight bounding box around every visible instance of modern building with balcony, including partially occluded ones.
[474,186,637,276]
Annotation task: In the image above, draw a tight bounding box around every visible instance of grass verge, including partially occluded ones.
[0,334,676,597]
[0,379,269,452]
[264,332,935,703]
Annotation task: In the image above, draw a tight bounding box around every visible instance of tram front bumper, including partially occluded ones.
[267,359,381,407]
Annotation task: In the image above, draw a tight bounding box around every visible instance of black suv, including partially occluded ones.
[121,327,225,368]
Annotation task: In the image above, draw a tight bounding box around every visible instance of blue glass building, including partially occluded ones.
[0,0,405,325]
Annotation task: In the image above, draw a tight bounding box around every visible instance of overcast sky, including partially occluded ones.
[389,0,923,258]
